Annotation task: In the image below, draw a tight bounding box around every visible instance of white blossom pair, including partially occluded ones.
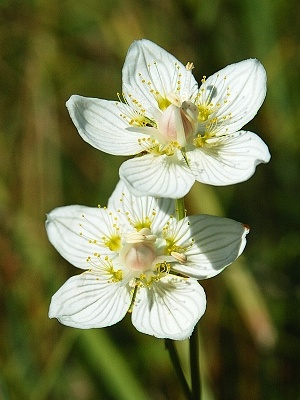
[47,39,269,339]
[47,181,249,340]
[67,39,270,199]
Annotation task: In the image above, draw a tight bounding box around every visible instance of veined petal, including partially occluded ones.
[49,272,131,328]
[131,276,206,340]
[107,180,175,235]
[119,152,195,199]
[171,215,249,279]
[46,205,119,269]
[122,39,198,112]
[197,59,267,134]
[188,131,271,186]
[66,95,147,155]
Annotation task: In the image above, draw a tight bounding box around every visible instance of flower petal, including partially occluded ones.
[66,95,147,155]
[131,276,206,340]
[122,39,198,113]
[197,59,267,134]
[107,180,175,235]
[119,152,195,199]
[46,205,118,269]
[170,215,249,279]
[188,131,271,186]
[49,272,131,328]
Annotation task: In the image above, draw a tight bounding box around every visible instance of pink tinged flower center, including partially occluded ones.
[122,242,156,271]
[157,95,198,147]
[119,228,158,272]
[181,101,199,140]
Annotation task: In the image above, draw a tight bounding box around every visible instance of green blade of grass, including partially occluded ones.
[78,329,150,400]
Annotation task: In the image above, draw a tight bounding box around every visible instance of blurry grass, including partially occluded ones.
[1,0,300,399]
[187,182,277,350]
[28,329,150,400]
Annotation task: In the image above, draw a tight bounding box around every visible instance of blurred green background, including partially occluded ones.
[0,0,299,399]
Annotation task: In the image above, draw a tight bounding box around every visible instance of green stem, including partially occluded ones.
[175,197,186,220]
[190,324,201,400]
[174,197,202,399]
[165,339,192,400]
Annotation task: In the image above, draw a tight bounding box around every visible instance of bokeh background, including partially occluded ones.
[1,0,299,399]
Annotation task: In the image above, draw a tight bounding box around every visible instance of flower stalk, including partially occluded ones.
[46,38,270,399]
[165,339,192,400]
[190,324,201,400]
[175,197,186,220]
[169,196,202,400]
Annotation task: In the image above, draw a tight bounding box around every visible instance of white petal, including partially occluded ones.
[188,131,271,186]
[170,215,249,279]
[107,180,175,235]
[119,152,195,199]
[66,95,147,155]
[49,272,130,328]
[197,59,267,134]
[46,205,118,269]
[122,39,198,112]
[131,276,206,340]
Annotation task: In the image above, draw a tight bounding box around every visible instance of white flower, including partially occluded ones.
[47,181,249,340]
[66,39,270,198]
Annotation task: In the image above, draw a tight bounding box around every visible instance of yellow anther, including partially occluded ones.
[186,62,195,71]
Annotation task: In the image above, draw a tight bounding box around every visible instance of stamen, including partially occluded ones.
[153,61,167,98]
[125,228,157,244]
[186,62,194,71]
[85,254,123,283]
[118,191,157,230]
[79,213,102,247]
[171,251,187,264]
[163,218,194,256]
[116,92,154,127]
[102,234,121,251]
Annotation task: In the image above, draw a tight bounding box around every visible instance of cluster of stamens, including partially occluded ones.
[116,58,235,157]
[194,74,233,142]
[78,197,191,290]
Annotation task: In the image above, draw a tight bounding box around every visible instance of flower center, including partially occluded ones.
[156,94,198,147]
[119,228,157,272]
